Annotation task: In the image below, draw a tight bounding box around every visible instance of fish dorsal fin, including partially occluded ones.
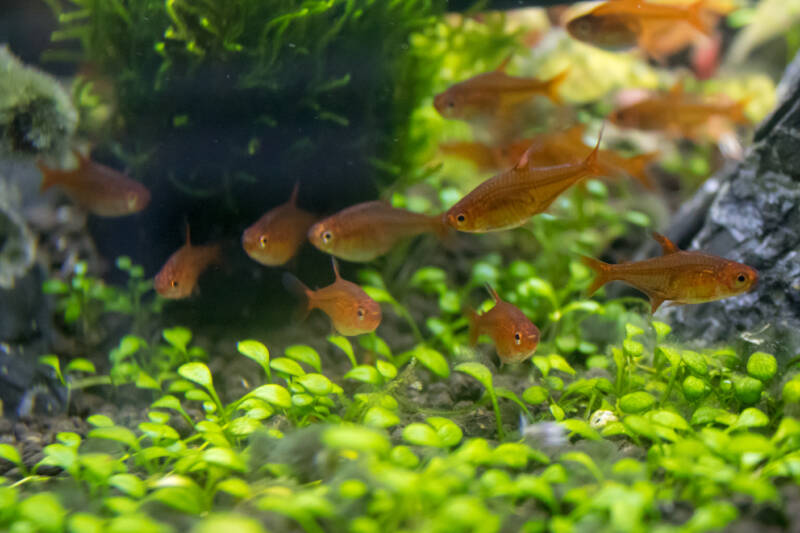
[495,54,513,73]
[184,222,192,247]
[652,232,679,255]
[668,78,686,99]
[485,283,501,303]
[289,182,300,205]
[515,139,541,170]
[72,149,91,167]
[331,257,341,280]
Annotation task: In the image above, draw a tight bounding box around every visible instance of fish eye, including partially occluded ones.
[357,307,365,320]
[447,100,455,108]
[455,213,466,224]
[170,280,179,288]
[736,273,747,284]
[259,235,268,248]
[322,231,333,244]
[514,332,522,345]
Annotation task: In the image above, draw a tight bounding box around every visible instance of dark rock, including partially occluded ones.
[665,50,800,360]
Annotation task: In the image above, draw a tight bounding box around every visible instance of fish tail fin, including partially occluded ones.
[622,152,660,189]
[37,160,59,192]
[464,306,480,346]
[580,255,614,297]
[430,213,451,240]
[582,123,605,177]
[688,0,714,36]
[730,96,752,124]
[207,243,223,266]
[282,272,313,322]
[545,68,570,105]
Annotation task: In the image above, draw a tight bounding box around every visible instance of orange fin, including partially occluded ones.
[515,139,542,170]
[687,0,714,36]
[580,255,613,296]
[184,222,192,247]
[652,232,679,255]
[495,54,513,73]
[37,160,59,192]
[289,182,300,205]
[282,272,313,322]
[668,78,686,99]
[582,124,605,176]
[620,152,659,189]
[331,257,341,279]
[545,69,570,105]
[429,213,451,240]
[485,283,500,303]
[72,149,90,166]
[650,297,665,314]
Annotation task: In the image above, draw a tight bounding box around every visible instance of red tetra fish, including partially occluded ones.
[581,232,758,313]
[465,285,540,365]
[434,57,569,122]
[308,201,449,262]
[609,80,751,140]
[566,0,715,54]
[282,259,382,336]
[37,150,150,217]
[445,128,606,233]
[154,226,222,299]
[242,183,318,266]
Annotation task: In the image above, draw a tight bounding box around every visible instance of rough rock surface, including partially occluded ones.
[665,51,800,359]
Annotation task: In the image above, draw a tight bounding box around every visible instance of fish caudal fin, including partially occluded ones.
[688,1,714,36]
[580,255,614,296]
[282,272,313,322]
[464,307,480,346]
[621,152,659,190]
[545,69,570,105]
[430,213,451,240]
[37,161,60,192]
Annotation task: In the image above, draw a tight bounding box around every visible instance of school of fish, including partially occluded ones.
[36,0,760,365]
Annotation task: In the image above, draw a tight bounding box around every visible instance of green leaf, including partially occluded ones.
[376,359,397,379]
[163,326,192,352]
[560,419,601,440]
[136,371,160,390]
[57,432,82,448]
[284,345,321,372]
[296,373,333,396]
[192,513,266,533]
[344,365,382,384]
[364,406,400,428]
[682,350,708,376]
[41,444,77,472]
[732,408,769,431]
[652,321,671,341]
[328,335,356,367]
[229,417,263,436]
[269,357,305,377]
[547,354,575,375]
[237,340,270,372]
[87,414,114,427]
[88,426,140,451]
[733,375,763,404]
[783,378,800,403]
[178,362,213,389]
[522,386,548,405]
[38,355,64,384]
[619,391,656,414]
[684,502,738,531]
[427,417,463,447]
[560,452,603,481]
[414,346,450,378]
[148,486,204,514]
[648,410,689,431]
[292,393,313,407]
[203,447,246,472]
[109,474,146,498]
[403,423,442,447]
[138,422,180,442]
[454,362,493,391]
[550,403,565,421]
[214,479,252,500]
[747,352,777,381]
[68,513,105,533]
[682,375,709,401]
[65,358,96,374]
[250,384,292,408]
[323,426,390,454]
[19,492,65,532]
[0,444,22,467]
[42,279,69,294]
[390,445,420,468]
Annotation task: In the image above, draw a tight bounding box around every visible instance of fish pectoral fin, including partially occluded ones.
[652,232,680,255]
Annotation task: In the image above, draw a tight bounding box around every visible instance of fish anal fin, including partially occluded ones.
[650,297,665,314]
[465,307,481,346]
[331,257,341,279]
[545,68,570,105]
[652,232,679,255]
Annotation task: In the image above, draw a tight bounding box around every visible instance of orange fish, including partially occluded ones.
[434,58,569,122]
[154,226,222,299]
[282,259,382,336]
[439,141,502,173]
[37,150,150,217]
[242,183,318,266]
[445,128,605,233]
[581,232,758,313]
[609,81,750,140]
[566,0,714,55]
[308,201,448,262]
[466,285,540,364]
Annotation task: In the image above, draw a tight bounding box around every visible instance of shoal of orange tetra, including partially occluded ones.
[242,183,317,266]
[465,285,540,364]
[308,201,448,262]
[282,259,381,336]
[37,150,151,217]
[581,232,758,313]
[154,226,222,300]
